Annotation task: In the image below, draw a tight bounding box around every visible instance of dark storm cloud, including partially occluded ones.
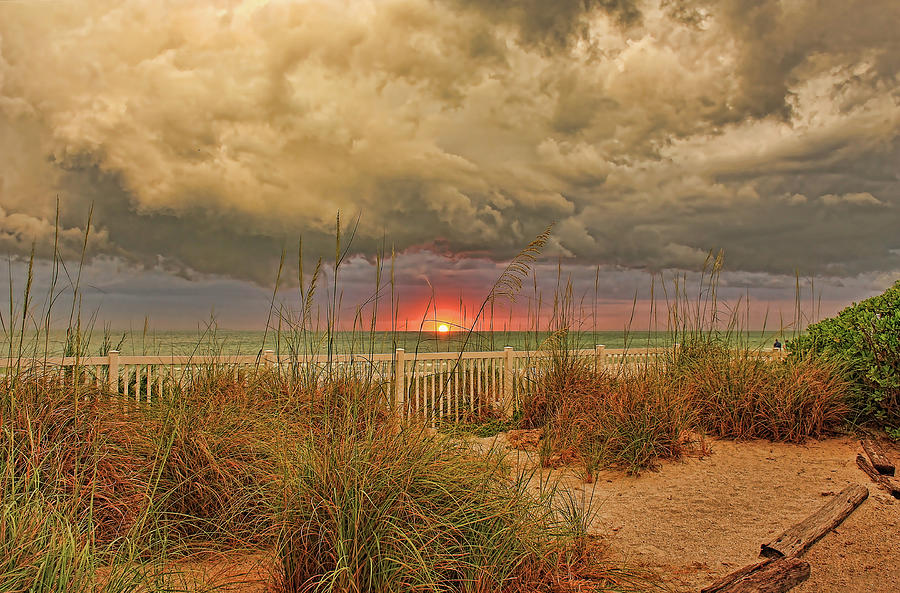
[709,0,900,120]
[446,0,642,50]
[0,0,897,305]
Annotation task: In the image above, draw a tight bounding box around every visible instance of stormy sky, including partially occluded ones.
[0,0,898,330]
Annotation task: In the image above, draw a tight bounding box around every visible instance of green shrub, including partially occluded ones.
[790,280,900,434]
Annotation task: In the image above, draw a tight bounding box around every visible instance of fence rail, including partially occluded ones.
[3,345,788,422]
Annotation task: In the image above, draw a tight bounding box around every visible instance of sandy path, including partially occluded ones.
[477,434,900,592]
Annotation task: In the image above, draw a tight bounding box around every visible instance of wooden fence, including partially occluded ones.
[3,345,788,424]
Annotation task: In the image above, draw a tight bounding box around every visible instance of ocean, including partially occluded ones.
[3,329,784,357]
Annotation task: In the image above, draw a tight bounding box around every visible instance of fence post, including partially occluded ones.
[263,349,275,369]
[594,344,606,372]
[502,346,514,418]
[108,350,119,394]
[395,348,406,420]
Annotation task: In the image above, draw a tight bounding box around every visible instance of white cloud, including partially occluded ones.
[820,192,885,207]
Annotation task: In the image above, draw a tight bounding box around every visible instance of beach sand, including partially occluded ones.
[480,433,900,592]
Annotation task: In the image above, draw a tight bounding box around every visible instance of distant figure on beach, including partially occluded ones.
[773,339,782,350]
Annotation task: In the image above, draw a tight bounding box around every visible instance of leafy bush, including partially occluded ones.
[790,280,900,434]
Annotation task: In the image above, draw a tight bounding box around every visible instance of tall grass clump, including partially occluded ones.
[518,336,599,430]
[0,381,158,592]
[519,252,852,474]
[517,266,696,475]
[0,490,150,593]
[661,253,850,442]
[276,395,566,593]
[0,496,94,593]
[521,344,696,475]
[0,493,155,593]
[147,400,281,548]
[542,370,697,477]
[670,347,849,442]
[0,381,150,546]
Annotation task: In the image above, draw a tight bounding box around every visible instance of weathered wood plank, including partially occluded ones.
[702,558,776,593]
[701,557,810,593]
[760,484,868,559]
[857,454,900,498]
[861,439,895,476]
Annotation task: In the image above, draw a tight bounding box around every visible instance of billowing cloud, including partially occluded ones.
[0,0,897,311]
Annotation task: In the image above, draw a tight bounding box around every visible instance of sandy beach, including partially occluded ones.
[474,433,900,592]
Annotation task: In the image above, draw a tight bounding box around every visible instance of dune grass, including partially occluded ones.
[671,340,849,442]
[519,257,852,475]
[523,350,849,476]
[276,398,568,593]
[1,495,94,593]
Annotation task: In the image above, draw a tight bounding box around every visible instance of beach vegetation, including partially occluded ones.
[0,212,867,590]
[789,280,900,437]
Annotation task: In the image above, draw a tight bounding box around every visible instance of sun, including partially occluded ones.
[437,324,450,334]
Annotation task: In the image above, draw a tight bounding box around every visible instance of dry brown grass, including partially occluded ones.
[524,366,695,476]
[1,374,288,551]
[672,348,850,442]
[1,383,149,544]
[522,345,851,475]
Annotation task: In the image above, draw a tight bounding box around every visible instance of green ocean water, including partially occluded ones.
[3,329,785,357]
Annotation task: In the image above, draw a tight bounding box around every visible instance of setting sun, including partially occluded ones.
[437,324,450,333]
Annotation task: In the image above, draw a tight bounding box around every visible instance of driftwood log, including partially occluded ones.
[861,439,895,476]
[856,454,900,498]
[760,484,868,558]
[701,557,810,593]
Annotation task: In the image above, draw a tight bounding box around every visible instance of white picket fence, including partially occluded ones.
[3,345,788,423]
